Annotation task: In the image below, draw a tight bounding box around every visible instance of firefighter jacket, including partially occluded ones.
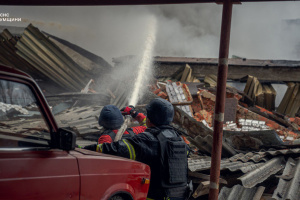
[99,125,189,199]
[98,112,147,144]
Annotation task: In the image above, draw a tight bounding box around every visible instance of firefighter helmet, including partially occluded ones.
[146,98,174,126]
[98,105,124,129]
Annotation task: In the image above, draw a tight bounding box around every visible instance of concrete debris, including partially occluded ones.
[166,80,193,117]
[2,24,299,199]
[146,75,299,199]
[0,102,29,116]
[30,54,299,200]
[223,119,270,132]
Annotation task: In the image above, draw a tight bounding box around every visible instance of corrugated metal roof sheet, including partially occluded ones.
[189,149,300,172]
[229,152,269,163]
[16,24,87,91]
[0,26,25,36]
[229,148,300,161]
[55,105,103,136]
[272,157,300,200]
[110,82,130,109]
[218,185,265,200]
[0,24,112,93]
[238,156,286,188]
[188,156,266,173]
[189,134,237,157]
[0,28,44,79]
[44,32,112,72]
[263,148,300,156]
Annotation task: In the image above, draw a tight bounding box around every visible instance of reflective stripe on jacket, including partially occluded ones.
[98,113,147,144]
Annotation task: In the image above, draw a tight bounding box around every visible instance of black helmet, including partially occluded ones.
[146,98,174,126]
[98,105,124,129]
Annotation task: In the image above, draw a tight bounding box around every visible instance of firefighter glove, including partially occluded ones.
[121,106,134,115]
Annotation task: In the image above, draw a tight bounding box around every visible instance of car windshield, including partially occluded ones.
[0,79,50,149]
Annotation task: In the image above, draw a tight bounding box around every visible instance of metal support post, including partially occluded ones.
[209,0,233,199]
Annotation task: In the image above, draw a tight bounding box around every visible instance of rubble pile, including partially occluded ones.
[43,68,300,200]
[146,74,300,199]
[2,25,299,199]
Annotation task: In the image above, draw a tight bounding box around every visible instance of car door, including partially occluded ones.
[0,77,80,200]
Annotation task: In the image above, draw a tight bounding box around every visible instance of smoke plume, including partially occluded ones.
[1,3,300,63]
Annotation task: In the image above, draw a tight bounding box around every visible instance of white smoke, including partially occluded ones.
[1,2,300,63]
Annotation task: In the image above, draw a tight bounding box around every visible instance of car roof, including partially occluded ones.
[0,64,32,79]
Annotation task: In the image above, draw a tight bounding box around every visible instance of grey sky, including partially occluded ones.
[1,2,300,64]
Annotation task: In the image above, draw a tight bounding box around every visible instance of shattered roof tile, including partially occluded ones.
[229,152,269,163]
[218,185,265,200]
[238,156,286,188]
[188,156,266,174]
[272,157,300,200]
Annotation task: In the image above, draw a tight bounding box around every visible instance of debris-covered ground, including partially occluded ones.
[48,71,300,200]
[1,24,299,200]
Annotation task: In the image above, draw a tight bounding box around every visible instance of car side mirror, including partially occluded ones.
[58,128,76,151]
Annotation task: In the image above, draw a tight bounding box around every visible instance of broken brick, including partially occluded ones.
[294,117,300,126]
[153,88,161,95]
[157,92,168,99]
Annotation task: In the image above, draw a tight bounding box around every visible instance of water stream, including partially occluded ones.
[129,16,157,106]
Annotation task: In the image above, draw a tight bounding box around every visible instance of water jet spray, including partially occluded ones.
[129,16,157,107]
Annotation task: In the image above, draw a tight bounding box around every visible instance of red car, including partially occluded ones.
[0,65,150,200]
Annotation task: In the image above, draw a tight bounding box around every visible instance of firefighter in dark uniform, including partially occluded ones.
[97,98,189,200]
[82,105,146,151]
[97,105,147,143]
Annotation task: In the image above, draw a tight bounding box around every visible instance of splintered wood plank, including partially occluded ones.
[244,75,254,95]
[277,82,295,114]
[180,64,192,82]
[285,83,299,115]
[192,181,210,198]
